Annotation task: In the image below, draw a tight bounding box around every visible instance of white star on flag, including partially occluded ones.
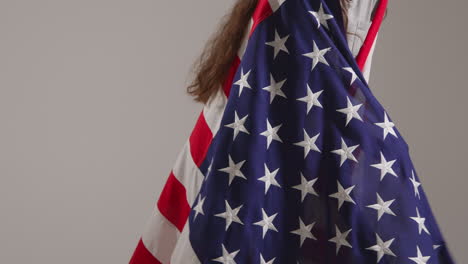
[234,68,252,97]
[254,208,279,239]
[225,111,249,140]
[366,193,396,221]
[370,151,398,181]
[309,3,334,29]
[366,233,397,263]
[218,155,247,186]
[262,74,287,104]
[260,254,275,264]
[410,207,430,235]
[292,173,319,202]
[375,112,398,140]
[215,200,244,231]
[260,119,283,149]
[212,244,240,264]
[328,225,352,255]
[258,164,282,194]
[303,41,331,71]
[331,137,359,167]
[294,129,321,158]
[410,170,421,199]
[408,246,431,264]
[336,96,363,126]
[265,29,289,59]
[290,217,316,247]
[329,180,356,210]
[296,84,323,114]
[343,67,359,85]
[204,158,214,182]
[193,195,206,221]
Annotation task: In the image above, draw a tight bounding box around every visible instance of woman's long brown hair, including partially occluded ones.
[187,0,351,104]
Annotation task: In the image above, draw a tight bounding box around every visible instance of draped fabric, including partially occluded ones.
[130,0,455,263]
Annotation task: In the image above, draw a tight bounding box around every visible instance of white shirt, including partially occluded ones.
[346,0,379,82]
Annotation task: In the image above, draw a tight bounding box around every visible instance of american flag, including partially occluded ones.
[130,0,455,263]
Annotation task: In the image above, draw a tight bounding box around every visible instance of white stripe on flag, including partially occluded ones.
[238,18,254,59]
[172,141,206,206]
[203,88,227,136]
[269,0,287,12]
[170,224,201,264]
[141,209,180,264]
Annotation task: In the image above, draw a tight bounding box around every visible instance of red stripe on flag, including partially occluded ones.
[250,0,273,36]
[129,239,162,264]
[189,113,214,167]
[223,56,241,97]
[355,0,388,69]
[157,172,190,232]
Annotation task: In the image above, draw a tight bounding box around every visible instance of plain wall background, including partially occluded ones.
[0,0,466,263]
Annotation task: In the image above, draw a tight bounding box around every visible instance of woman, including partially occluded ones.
[131,0,455,263]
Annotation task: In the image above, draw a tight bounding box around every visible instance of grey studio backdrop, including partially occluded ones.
[0,0,466,263]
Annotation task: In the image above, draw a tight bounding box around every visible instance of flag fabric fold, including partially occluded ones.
[130,0,455,263]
